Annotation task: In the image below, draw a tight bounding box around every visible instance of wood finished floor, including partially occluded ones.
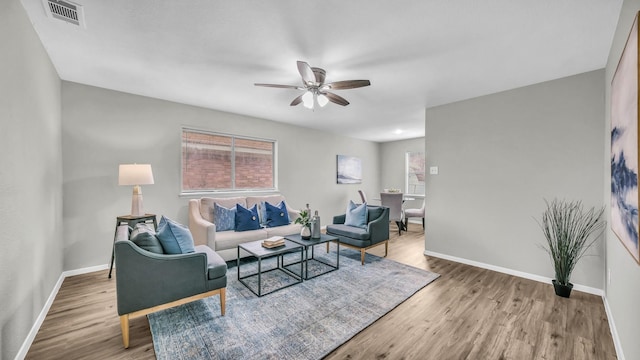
[26,223,616,359]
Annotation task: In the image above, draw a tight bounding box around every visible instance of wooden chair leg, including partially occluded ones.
[120,315,130,349]
[220,288,226,316]
[326,242,329,253]
[384,241,388,257]
[422,217,425,229]
[361,249,365,265]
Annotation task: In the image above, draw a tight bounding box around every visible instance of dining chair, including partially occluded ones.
[380,192,404,235]
[404,199,425,230]
[358,190,367,204]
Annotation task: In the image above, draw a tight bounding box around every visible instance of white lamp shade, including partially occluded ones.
[302,91,314,109]
[118,164,154,185]
[317,93,329,107]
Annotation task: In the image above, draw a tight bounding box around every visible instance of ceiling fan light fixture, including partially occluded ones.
[302,91,314,109]
[317,93,329,107]
[255,61,371,109]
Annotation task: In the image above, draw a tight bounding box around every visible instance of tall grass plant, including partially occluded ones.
[537,199,605,286]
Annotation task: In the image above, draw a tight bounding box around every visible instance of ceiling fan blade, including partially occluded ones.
[325,92,350,106]
[297,61,316,85]
[254,83,303,89]
[290,94,304,106]
[323,80,371,90]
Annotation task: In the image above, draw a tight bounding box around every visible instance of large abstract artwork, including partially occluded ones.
[611,11,640,264]
[337,155,362,184]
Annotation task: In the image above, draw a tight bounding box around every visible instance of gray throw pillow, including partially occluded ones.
[130,222,156,238]
[131,231,164,254]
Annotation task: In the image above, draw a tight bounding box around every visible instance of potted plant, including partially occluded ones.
[536,199,605,298]
[295,208,311,239]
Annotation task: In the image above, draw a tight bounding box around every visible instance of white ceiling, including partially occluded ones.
[21,0,622,142]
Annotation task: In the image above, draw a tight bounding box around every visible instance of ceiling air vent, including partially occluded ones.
[42,0,85,28]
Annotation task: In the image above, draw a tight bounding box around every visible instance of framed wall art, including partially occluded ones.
[336,155,362,184]
[611,11,640,264]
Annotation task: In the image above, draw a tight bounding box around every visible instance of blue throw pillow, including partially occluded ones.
[265,201,290,227]
[214,203,236,231]
[345,200,368,228]
[156,216,196,254]
[235,204,261,232]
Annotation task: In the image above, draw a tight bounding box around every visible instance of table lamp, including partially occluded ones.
[119,164,154,216]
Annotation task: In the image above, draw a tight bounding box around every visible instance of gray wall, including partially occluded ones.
[0,1,63,359]
[425,70,605,289]
[380,137,425,210]
[61,82,380,270]
[605,3,640,359]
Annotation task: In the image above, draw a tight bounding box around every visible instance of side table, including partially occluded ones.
[285,233,340,280]
[108,214,157,279]
[237,239,303,297]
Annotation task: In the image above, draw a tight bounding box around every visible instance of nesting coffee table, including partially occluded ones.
[285,233,340,280]
[237,239,303,297]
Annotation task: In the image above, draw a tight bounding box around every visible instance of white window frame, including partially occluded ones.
[405,151,425,196]
[181,127,278,195]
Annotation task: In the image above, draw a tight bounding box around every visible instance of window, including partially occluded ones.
[405,151,425,195]
[181,128,276,193]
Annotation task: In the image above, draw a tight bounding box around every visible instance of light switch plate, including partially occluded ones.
[430,166,439,175]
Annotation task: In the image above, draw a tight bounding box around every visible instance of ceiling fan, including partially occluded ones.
[255,61,371,109]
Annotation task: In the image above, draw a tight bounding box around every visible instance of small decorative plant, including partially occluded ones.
[536,199,605,297]
[295,209,311,227]
[295,208,312,239]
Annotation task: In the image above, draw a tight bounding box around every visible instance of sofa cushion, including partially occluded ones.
[265,201,290,227]
[235,204,261,232]
[345,200,368,228]
[265,223,301,237]
[194,245,227,280]
[199,197,217,223]
[326,224,371,240]
[214,203,236,231]
[131,232,164,254]
[216,228,269,251]
[156,216,196,254]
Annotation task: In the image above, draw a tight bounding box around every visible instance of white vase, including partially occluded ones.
[300,225,311,239]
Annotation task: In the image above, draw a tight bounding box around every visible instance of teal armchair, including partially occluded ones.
[326,205,390,264]
[114,239,227,348]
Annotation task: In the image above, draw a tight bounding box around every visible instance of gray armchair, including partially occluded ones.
[326,205,390,265]
[114,239,227,348]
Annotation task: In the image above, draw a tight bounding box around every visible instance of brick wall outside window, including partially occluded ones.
[182,129,275,192]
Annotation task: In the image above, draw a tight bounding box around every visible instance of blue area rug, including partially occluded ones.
[148,248,439,360]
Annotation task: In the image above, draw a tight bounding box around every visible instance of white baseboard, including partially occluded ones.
[603,296,626,360]
[14,263,110,360]
[14,272,65,360]
[63,263,109,278]
[423,250,603,296]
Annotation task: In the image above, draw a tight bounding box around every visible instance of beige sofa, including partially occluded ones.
[188,194,302,261]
